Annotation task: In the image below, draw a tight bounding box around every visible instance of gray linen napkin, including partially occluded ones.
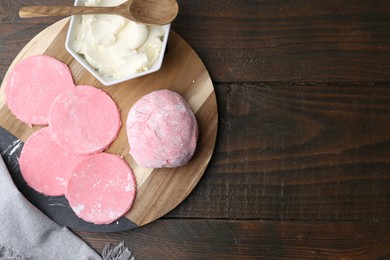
[0,155,102,260]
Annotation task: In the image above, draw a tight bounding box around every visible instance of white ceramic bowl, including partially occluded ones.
[65,0,170,86]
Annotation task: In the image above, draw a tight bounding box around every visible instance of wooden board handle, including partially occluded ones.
[19,6,116,18]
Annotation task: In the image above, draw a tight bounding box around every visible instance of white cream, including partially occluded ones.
[72,0,164,78]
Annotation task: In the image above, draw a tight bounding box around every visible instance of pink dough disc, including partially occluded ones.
[19,127,87,196]
[5,55,74,125]
[48,85,121,155]
[66,153,136,224]
[126,89,198,168]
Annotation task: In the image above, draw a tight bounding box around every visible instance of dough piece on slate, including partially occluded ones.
[19,127,86,196]
[48,85,121,155]
[66,153,136,225]
[5,55,74,125]
[126,89,198,168]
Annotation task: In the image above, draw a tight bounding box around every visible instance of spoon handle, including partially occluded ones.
[19,6,117,18]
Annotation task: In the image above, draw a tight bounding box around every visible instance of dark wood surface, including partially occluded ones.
[1,0,389,258]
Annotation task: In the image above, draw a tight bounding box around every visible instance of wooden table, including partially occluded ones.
[1,0,389,258]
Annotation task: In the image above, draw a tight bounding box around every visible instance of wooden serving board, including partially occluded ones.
[0,18,218,232]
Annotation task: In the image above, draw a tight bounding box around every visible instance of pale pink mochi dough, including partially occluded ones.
[5,55,74,125]
[126,89,198,168]
[19,127,87,196]
[66,153,136,225]
[48,85,121,155]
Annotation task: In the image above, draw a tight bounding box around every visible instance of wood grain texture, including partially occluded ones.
[1,0,390,83]
[174,0,390,82]
[0,3,70,95]
[19,0,178,25]
[165,83,390,221]
[75,219,390,259]
[1,0,390,258]
[0,0,389,224]
[0,18,218,229]
[18,6,126,18]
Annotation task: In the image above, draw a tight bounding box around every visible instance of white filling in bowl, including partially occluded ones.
[66,0,170,86]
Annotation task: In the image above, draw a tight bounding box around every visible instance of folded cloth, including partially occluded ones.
[0,155,102,260]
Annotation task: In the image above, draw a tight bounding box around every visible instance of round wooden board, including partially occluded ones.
[0,18,218,232]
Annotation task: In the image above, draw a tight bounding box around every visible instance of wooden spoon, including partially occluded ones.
[19,0,179,25]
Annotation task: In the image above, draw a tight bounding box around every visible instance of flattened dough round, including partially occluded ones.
[66,153,136,225]
[48,85,121,155]
[126,89,198,168]
[19,127,86,196]
[5,55,74,125]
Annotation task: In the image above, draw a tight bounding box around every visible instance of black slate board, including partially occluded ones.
[0,126,137,232]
